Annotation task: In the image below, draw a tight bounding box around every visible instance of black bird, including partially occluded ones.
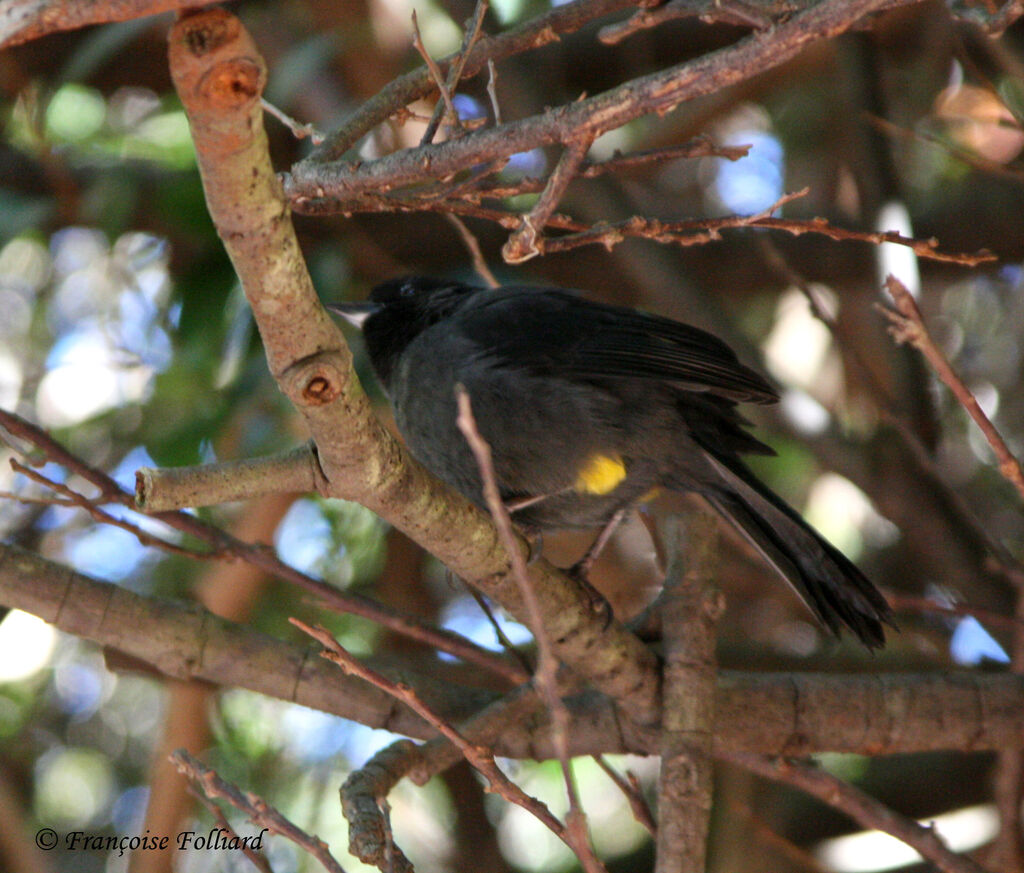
[329,276,893,648]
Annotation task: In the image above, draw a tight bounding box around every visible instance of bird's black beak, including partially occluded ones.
[325,301,381,329]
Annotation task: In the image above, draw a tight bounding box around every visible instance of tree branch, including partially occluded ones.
[726,752,995,873]
[285,0,911,209]
[167,7,663,730]
[4,540,1024,760]
[656,515,724,873]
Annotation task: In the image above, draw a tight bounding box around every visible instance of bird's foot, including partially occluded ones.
[565,559,614,628]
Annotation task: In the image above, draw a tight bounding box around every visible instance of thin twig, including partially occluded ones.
[445,213,500,287]
[291,619,575,845]
[413,10,462,143]
[293,184,995,267]
[579,137,751,176]
[454,388,606,873]
[421,0,491,144]
[261,98,324,144]
[866,113,1024,185]
[486,58,501,125]
[288,0,907,200]
[599,0,775,45]
[10,459,214,559]
[728,797,832,873]
[879,276,1024,502]
[592,756,656,835]
[725,752,995,873]
[466,586,534,672]
[185,786,275,873]
[756,240,1024,589]
[171,749,347,873]
[884,592,1023,634]
[503,135,594,263]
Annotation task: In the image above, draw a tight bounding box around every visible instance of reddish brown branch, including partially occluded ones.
[292,620,576,847]
[725,752,994,873]
[309,0,640,162]
[171,749,347,873]
[455,389,606,873]
[599,0,778,44]
[419,0,491,145]
[0,0,213,49]
[879,276,1024,502]
[503,136,594,263]
[412,10,462,141]
[287,0,909,205]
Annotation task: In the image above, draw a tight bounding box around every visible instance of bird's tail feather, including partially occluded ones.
[694,456,893,648]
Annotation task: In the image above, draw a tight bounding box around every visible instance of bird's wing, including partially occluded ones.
[458,287,779,404]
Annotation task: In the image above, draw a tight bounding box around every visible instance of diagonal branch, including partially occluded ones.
[726,752,995,873]
[167,7,663,727]
[879,276,1024,502]
[286,0,911,208]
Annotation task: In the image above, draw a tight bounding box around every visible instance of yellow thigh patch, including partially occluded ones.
[574,453,627,495]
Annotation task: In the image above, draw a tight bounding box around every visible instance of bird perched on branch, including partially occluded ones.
[329,276,893,648]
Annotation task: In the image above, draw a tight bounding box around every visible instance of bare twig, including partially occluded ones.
[579,137,751,175]
[412,10,463,143]
[185,786,275,873]
[538,206,995,265]
[486,59,502,125]
[454,388,606,873]
[503,135,594,263]
[420,0,491,145]
[445,214,500,287]
[292,619,577,846]
[866,113,1024,186]
[884,592,1023,634]
[10,459,214,559]
[879,276,1024,502]
[466,586,534,672]
[756,240,1024,591]
[307,0,640,162]
[261,98,324,145]
[287,0,909,204]
[599,0,777,45]
[593,757,656,835]
[171,749,347,873]
[292,182,994,266]
[728,798,832,873]
[725,752,995,873]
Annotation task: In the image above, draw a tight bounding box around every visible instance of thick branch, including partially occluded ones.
[0,0,214,49]
[656,515,724,873]
[4,541,1024,759]
[167,8,662,728]
[135,445,319,512]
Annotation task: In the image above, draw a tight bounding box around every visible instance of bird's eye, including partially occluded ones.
[400,282,416,298]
